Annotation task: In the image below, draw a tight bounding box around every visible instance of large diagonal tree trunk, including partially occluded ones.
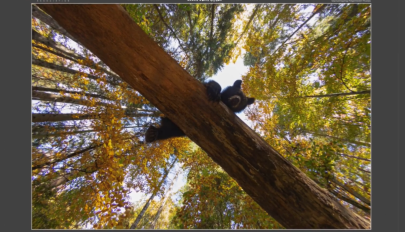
[37,4,370,229]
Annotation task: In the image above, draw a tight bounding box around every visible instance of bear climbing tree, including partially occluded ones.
[38,4,370,229]
[145,80,255,143]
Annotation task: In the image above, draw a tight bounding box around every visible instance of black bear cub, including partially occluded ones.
[145,80,255,143]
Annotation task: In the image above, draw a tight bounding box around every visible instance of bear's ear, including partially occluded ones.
[233,80,242,89]
[247,97,255,105]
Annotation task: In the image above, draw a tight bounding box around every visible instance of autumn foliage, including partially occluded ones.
[32,3,370,229]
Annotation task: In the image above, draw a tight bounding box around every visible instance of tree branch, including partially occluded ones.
[302,90,370,98]
[153,5,189,61]
[235,4,260,47]
[32,145,99,170]
[272,4,326,56]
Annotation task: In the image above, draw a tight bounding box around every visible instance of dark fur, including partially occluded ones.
[145,80,255,143]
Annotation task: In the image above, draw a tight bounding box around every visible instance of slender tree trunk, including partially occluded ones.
[130,197,152,229]
[235,4,260,46]
[32,30,81,61]
[32,145,99,170]
[33,86,110,100]
[32,90,112,107]
[302,90,370,98]
[149,167,180,229]
[44,165,97,188]
[129,158,177,229]
[272,4,326,55]
[339,153,370,162]
[32,29,122,80]
[38,5,370,229]
[330,191,371,215]
[32,113,101,122]
[330,190,370,215]
[359,168,371,174]
[32,126,146,139]
[32,57,121,86]
[32,112,153,122]
[330,176,370,206]
[32,4,78,44]
[149,201,164,229]
[32,129,98,139]
[152,5,189,61]
[302,130,371,147]
[310,178,370,215]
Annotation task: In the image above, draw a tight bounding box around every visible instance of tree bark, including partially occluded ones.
[37,4,370,229]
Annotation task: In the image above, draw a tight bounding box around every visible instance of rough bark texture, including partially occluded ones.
[37,4,370,229]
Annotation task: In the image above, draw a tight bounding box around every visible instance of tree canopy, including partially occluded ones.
[32,3,370,229]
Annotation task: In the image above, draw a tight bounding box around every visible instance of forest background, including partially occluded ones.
[31,3,371,229]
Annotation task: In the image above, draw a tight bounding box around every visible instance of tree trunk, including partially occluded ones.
[32,4,79,44]
[330,190,370,215]
[37,5,370,229]
[32,90,111,107]
[302,130,371,147]
[32,86,109,100]
[339,153,371,162]
[32,145,99,170]
[32,113,100,122]
[150,167,179,229]
[32,129,101,139]
[32,30,122,80]
[330,176,370,206]
[32,112,154,123]
[32,57,122,86]
[302,90,370,98]
[129,158,177,229]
